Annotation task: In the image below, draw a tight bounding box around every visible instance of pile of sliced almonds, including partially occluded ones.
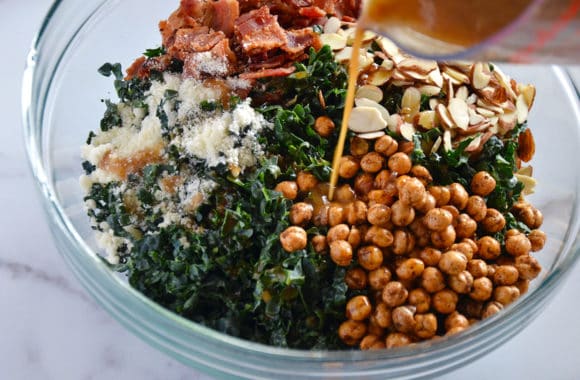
[320,19,536,157]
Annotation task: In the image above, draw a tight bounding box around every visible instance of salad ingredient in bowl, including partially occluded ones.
[80,0,547,351]
[80,0,546,350]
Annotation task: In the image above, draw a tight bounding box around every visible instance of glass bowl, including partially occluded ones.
[22,1,580,378]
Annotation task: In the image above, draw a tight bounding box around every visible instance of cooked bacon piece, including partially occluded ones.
[235,6,288,55]
[298,6,326,18]
[180,0,210,19]
[125,55,173,80]
[283,28,320,56]
[208,0,240,37]
[247,54,287,71]
[170,28,225,60]
[183,38,237,78]
[239,66,296,80]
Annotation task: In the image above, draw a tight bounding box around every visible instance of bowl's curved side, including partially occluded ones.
[22,1,580,379]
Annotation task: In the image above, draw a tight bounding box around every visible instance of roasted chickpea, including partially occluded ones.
[438,250,467,275]
[482,208,506,233]
[528,229,547,252]
[408,219,431,247]
[334,184,356,203]
[382,281,409,307]
[339,156,360,179]
[275,181,298,200]
[513,202,543,229]
[338,319,367,346]
[482,301,503,319]
[445,311,469,331]
[280,226,307,252]
[350,136,369,157]
[415,313,438,339]
[515,255,542,280]
[346,295,372,321]
[450,241,475,261]
[374,170,395,192]
[411,165,433,185]
[459,298,484,319]
[311,235,327,254]
[493,285,520,306]
[415,193,437,214]
[327,224,350,243]
[391,200,415,227]
[354,173,374,197]
[365,225,394,248]
[493,265,519,285]
[346,200,368,225]
[476,236,501,260]
[368,266,392,290]
[423,208,453,231]
[367,204,391,227]
[429,186,451,207]
[505,233,532,256]
[345,267,367,290]
[367,189,393,206]
[348,226,363,248]
[392,229,415,255]
[289,202,314,226]
[373,303,392,328]
[388,152,412,174]
[392,306,417,333]
[455,214,477,239]
[329,240,353,267]
[360,335,386,350]
[421,267,446,293]
[408,288,431,314]
[448,270,474,294]
[433,289,459,314]
[441,205,460,223]
[465,195,487,222]
[398,141,415,154]
[358,245,384,271]
[360,152,386,173]
[296,171,319,193]
[446,326,467,336]
[448,183,469,210]
[314,116,335,137]
[418,247,442,266]
[516,279,530,295]
[374,135,398,157]
[431,224,456,249]
[469,277,493,301]
[385,332,413,348]
[471,171,496,196]
[398,177,427,207]
[396,258,425,280]
[467,259,488,278]
[367,316,385,337]
[327,203,345,227]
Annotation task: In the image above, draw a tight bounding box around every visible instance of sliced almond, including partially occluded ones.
[471,62,492,90]
[418,110,438,130]
[356,85,383,103]
[498,111,517,133]
[418,85,442,97]
[442,66,470,84]
[466,93,478,105]
[436,103,455,129]
[398,58,438,75]
[476,107,496,118]
[428,69,444,88]
[468,107,485,125]
[323,17,341,34]
[400,123,416,141]
[446,79,455,102]
[334,47,353,63]
[518,84,536,110]
[477,99,504,114]
[431,136,442,154]
[357,131,386,140]
[348,106,387,133]
[515,173,537,195]
[443,130,452,151]
[455,86,469,101]
[401,87,422,123]
[391,80,415,87]
[375,37,401,59]
[518,165,534,177]
[465,134,483,152]
[359,52,375,71]
[401,70,429,81]
[320,33,347,51]
[429,98,441,111]
[387,113,403,133]
[355,98,390,121]
[367,68,393,86]
[493,67,517,101]
[380,58,395,70]
[448,98,469,130]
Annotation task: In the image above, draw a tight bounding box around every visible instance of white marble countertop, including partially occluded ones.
[1,1,579,379]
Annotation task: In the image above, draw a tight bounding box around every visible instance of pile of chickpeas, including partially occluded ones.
[278,128,546,350]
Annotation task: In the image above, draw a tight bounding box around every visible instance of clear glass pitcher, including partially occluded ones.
[359,0,580,63]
